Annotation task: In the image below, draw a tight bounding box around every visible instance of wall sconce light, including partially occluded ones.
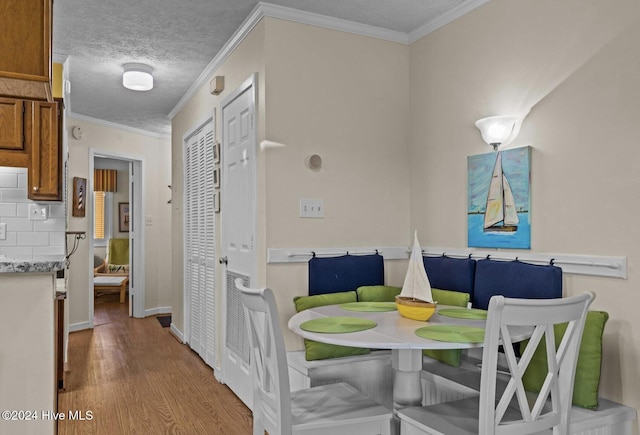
[475,115,518,150]
[123,63,154,91]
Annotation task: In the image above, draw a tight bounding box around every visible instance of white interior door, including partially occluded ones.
[221,74,257,409]
[128,159,145,318]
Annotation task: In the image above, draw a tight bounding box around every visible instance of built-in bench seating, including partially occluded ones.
[289,253,636,434]
[288,350,394,408]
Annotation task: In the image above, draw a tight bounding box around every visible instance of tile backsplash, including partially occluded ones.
[0,167,65,261]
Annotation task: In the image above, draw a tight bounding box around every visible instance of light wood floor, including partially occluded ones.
[58,294,253,434]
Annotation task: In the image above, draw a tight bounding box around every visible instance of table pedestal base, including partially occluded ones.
[390,349,423,434]
[391,348,424,409]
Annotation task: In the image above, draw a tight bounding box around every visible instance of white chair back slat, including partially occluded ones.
[481,293,593,435]
[398,293,593,435]
[236,278,392,435]
[237,279,292,435]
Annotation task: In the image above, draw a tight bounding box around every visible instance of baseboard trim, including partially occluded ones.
[169,324,184,343]
[69,321,91,332]
[144,306,172,317]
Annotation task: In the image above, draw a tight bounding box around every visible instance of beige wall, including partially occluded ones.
[409,0,639,421]
[262,18,411,348]
[66,118,172,327]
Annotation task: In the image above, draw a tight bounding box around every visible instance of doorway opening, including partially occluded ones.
[88,149,145,326]
[92,157,130,322]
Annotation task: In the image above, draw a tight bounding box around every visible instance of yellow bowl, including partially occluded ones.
[395,296,437,321]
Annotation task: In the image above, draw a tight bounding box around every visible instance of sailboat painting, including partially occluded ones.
[467,146,531,249]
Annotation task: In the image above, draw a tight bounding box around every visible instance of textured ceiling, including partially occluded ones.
[53,0,474,136]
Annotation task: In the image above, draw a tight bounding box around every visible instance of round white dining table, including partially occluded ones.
[288,303,531,413]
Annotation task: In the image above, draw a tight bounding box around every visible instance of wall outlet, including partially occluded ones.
[145,215,153,226]
[28,204,48,221]
[300,198,324,218]
[0,223,6,240]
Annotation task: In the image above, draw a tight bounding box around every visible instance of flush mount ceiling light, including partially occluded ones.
[475,115,518,150]
[122,63,153,91]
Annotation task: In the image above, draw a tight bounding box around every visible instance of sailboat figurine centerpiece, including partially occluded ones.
[395,232,437,321]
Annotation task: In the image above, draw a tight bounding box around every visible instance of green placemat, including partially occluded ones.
[438,308,488,320]
[340,302,397,312]
[415,325,485,343]
[300,317,377,333]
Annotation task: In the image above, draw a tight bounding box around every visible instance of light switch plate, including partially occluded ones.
[300,198,324,218]
[28,204,48,221]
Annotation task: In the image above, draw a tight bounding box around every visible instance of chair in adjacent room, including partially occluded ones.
[104,238,129,274]
[94,238,130,303]
[236,278,392,435]
[398,292,593,435]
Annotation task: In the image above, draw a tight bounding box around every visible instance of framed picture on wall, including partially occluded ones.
[72,177,86,217]
[119,202,130,232]
[467,146,531,249]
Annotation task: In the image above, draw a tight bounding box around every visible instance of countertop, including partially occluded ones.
[0,258,66,273]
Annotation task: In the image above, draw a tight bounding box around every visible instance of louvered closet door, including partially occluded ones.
[184,120,216,368]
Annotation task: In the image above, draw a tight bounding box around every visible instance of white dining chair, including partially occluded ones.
[236,278,392,435]
[399,292,593,435]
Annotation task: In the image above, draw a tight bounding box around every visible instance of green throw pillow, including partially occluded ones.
[294,291,358,312]
[356,286,471,307]
[356,285,401,302]
[303,339,369,361]
[423,289,471,367]
[431,288,470,308]
[293,291,369,361]
[521,311,609,409]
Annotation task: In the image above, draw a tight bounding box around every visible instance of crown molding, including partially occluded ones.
[258,2,409,44]
[68,112,171,140]
[53,53,68,64]
[169,1,489,120]
[169,2,408,120]
[408,0,491,43]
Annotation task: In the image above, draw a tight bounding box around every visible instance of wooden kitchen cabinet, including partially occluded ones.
[0,98,62,201]
[28,99,62,201]
[0,98,29,167]
[0,0,53,101]
[0,98,26,154]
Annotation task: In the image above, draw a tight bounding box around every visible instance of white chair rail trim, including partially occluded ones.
[267,246,626,278]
